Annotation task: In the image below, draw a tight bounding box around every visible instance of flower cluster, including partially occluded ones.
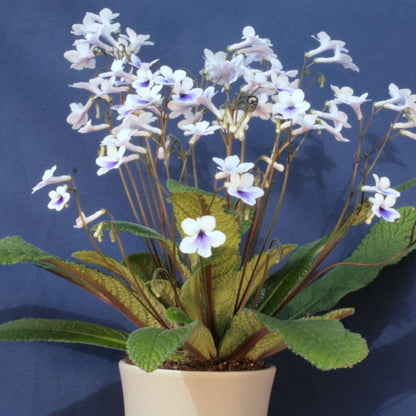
[15,8,416,374]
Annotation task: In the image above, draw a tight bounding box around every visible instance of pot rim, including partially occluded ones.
[119,358,276,375]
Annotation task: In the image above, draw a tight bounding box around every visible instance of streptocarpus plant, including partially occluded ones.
[1,8,416,372]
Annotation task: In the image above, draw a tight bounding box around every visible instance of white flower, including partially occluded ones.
[212,155,254,179]
[272,89,310,120]
[374,83,416,111]
[182,121,221,144]
[113,86,162,119]
[66,99,94,130]
[361,174,401,197]
[101,129,147,154]
[328,85,369,120]
[368,193,400,222]
[96,146,139,176]
[179,216,226,258]
[203,49,244,89]
[154,65,187,86]
[225,173,264,206]
[228,26,276,63]
[118,27,154,55]
[63,43,96,70]
[314,46,359,72]
[47,185,71,211]
[306,32,347,58]
[74,210,106,229]
[197,86,222,119]
[32,166,72,193]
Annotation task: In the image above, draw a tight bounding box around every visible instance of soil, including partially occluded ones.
[160,358,270,372]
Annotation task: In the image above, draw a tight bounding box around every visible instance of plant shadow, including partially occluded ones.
[47,382,124,416]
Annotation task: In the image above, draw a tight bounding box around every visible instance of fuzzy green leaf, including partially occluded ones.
[126,322,198,372]
[0,236,167,328]
[219,309,285,361]
[254,311,368,370]
[278,206,416,319]
[96,221,170,242]
[258,235,329,315]
[166,307,193,324]
[0,236,50,265]
[169,180,241,337]
[125,252,159,281]
[237,244,297,307]
[0,318,128,350]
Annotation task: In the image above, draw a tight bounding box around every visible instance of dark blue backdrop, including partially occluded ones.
[1,1,416,415]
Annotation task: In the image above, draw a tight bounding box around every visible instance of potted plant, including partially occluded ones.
[1,8,416,416]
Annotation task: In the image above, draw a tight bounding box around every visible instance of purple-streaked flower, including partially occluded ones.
[361,174,401,197]
[113,87,162,119]
[306,32,347,58]
[328,85,369,120]
[225,173,264,206]
[374,83,416,111]
[368,193,400,222]
[73,209,106,229]
[179,215,226,258]
[154,65,187,86]
[182,121,221,144]
[213,155,254,180]
[32,166,72,194]
[47,185,71,211]
[272,89,310,120]
[96,146,139,176]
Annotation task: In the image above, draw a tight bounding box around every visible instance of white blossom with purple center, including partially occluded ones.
[368,193,400,222]
[96,146,139,176]
[179,215,226,258]
[47,185,71,211]
[225,173,264,206]
[272,89,310,121]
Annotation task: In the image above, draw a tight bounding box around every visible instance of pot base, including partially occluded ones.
[119,359,276,416]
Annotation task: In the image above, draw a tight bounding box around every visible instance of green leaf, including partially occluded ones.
[0,236,49,265]
[278,206,416,319]
[254,311,368,370]
[0,319,128,350]
[125,252,159,281]
[170,182,241,337]
[237,244,297,307]
[126,322,198,372]
[0,236,167,328]
[166,307,193,324]
[97,221,170,242]
[219,309,285,361]
[258,235,329,315]
[396,177,416,193]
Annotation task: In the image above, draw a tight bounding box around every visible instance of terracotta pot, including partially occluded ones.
[119,359,276,416]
